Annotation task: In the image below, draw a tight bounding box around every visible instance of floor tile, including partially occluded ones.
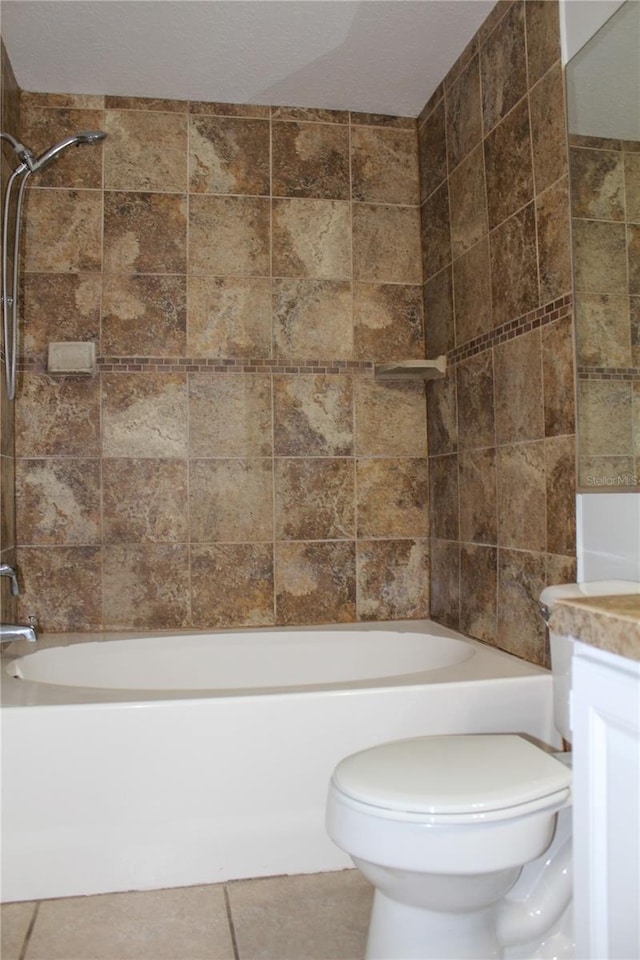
[1,901,37,960]
[24,886,234,960]
[228,869,372,960]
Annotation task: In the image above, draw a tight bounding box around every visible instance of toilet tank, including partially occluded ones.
[540,580,640,743]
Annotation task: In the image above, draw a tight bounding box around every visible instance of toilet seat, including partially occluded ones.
[331,734,572,824]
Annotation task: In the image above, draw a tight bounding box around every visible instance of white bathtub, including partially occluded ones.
[0,620,556,903]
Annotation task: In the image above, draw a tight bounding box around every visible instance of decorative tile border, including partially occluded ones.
[577,365,640,382]
[447,294,573,366]
[18,356,376,376]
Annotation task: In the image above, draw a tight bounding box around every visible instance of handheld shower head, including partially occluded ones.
[28,130,107,172]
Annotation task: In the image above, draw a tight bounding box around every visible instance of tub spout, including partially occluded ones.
[0,562,20,595]
[0,623,37,645]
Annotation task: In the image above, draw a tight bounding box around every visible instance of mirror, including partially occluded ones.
[566,0,640,491]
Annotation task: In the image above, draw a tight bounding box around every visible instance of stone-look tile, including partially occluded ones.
[189,374,272,457]
[537,177,572,303]
[545,436,576,556]
[452,237,492,343]
[577,381,633,457]
[458,447,497,544]
[355,379,427,456]
[191,543,275,628]
[272,121,350,200]
[107,95,188,112]
[104,192,187,274]
[429,538,460,630]
[490,203,539,327]
[484,99,533,230]
[497,548,547,665]
[480,0,528,134]
[426,375,458,455]
[102,543,190,629]
[104,110,187,192]
[632,297,640,367]
[16,459,101,545]
[448,145,488,257]
[460,544,497,642]
[353,283,424,360]
[445,55,482,172]
[275,541,356,625]
[625,151,640,221]
[525,0,561,85]
[23,189,102,273]
[497,441,547,552]
[352,112,414,130]
[455,351,495,450]
[25,882,234,960]
[542,315,576,437]
[273,199,351,280]
[101,275,187,356]
[529,64,568,196]
[579,455,638,490]
[20,105,105,188]
[229,869,371,960]
[273,375,353,456]
[423,266,455,356]
[191,101,270,119]
[189,195,270,277]
[15,374,101,458]
[545,553,578,595]
[421,182,451,279]
[353,203,422,284]
[351,125,419,204]
[273,106,349,124]
[189,115,270,195]
[568,147,625,221]
[189,459,273,542]
[494,330,544,443]
[102,459,188,542]
[22,91,105,110]
[1,901,36,960]
[21,273,101,360]
[272,279,353,358]
[275,458,355,540]
[187,277,271,357]
[575,294,632,367]
[572,220,628,294]
[357,539,430,620]
[628,224,640,295]
[428,454,459,541]
[0,454,15,555]
[16,546,101,631]
[357,458,429,538]
[102,372,188,458]
[418,98,447,200]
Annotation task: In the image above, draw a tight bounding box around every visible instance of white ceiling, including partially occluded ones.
[1,0,495,118]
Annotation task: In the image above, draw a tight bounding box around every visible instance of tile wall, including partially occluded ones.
[418,0,577,665]
[0,40,20,622]
[570,134,640,490]
[12,92,430,631]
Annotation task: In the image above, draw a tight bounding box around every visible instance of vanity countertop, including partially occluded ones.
[550,595,640,662]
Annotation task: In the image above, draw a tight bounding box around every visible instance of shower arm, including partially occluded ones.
[2,165,31,401]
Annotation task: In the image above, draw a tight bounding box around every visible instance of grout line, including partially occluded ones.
[18,900,40,960]
[223,885,240,960]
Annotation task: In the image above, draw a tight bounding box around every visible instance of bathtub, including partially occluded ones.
[0,619,556,903]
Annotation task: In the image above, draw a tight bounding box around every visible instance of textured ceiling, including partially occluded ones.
[1,0,495,117]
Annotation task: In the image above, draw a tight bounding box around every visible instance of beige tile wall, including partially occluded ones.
[13,93,430,631]
[419,0,577,665]
[0,39,20,622]
[570,134,640,489]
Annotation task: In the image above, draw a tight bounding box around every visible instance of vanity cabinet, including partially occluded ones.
[572,641,640,959]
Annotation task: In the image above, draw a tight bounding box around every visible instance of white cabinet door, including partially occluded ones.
[573,642,640,959]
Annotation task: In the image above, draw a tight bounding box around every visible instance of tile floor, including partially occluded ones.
[1,870,373,960]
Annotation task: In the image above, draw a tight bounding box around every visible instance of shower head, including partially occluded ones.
[27,130,107,172]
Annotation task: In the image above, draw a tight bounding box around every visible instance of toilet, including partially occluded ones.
[326,580,639,960]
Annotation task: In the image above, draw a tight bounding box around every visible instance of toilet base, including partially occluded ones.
[366,893,500,960]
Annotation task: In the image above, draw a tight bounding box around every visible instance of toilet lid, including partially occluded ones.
[332,735,571,817]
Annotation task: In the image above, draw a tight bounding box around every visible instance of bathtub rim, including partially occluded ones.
[0,618,548,708]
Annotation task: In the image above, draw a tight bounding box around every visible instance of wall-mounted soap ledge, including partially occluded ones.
[47,341,96,375]
[374,356,446,380]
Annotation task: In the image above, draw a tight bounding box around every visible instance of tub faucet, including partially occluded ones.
[0,623,37,645]
[0,562,20,595]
